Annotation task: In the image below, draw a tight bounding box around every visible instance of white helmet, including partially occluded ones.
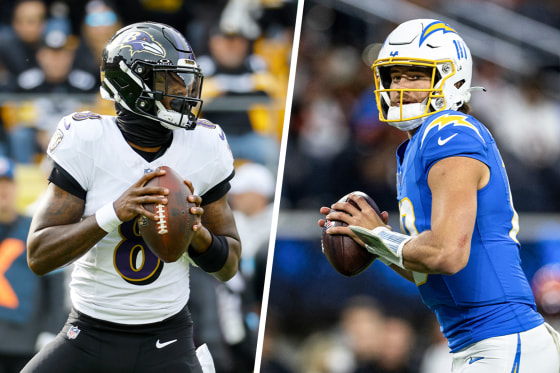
[372,19,473,131]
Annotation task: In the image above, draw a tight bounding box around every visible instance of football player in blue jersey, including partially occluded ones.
[320,19,560,372]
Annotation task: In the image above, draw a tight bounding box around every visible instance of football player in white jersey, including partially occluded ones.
[22,22,241,373]
[320,19,560,372]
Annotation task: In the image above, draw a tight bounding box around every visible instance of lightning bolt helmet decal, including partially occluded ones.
[418,21,458,46]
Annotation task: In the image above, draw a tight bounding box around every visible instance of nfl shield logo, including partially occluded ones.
[67,325,81,340]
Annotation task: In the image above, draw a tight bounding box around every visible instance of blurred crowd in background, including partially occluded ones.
[0,0,295,170]
[0,0,295,372]
[282,0,560,212]
[266,1,560,373]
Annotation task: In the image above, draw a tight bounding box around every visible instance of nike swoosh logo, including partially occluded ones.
[438,133,458,146]
[468,357,484,364]
[156,339,178,348]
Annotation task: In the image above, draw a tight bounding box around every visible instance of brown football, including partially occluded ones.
[321,191,380,276]
[139,166,196,263]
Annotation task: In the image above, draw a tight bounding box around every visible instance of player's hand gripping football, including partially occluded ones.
[318,192,390,246]
[112,168,170,223]
[112,169,203,231]
[183,179,204,234]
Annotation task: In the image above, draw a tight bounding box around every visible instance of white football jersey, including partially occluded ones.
[47,111,234,324]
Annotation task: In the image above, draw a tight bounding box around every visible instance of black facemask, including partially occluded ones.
[115,104,173,148]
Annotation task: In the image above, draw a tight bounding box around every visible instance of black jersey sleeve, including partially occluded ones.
[48,162,87,200]
[200,170,235,206]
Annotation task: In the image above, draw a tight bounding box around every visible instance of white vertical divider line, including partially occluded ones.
[253,0,306,371]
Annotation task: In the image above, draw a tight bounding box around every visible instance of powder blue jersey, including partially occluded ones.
[396,110,543,352]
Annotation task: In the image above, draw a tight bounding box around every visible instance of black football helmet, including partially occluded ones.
[100,22,203,130]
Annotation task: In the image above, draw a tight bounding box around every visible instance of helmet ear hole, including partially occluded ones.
[455,79,465,89]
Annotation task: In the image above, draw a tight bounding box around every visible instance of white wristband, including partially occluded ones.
[371,226,412,268]
[349,225,411,269]
[95,202,122,233]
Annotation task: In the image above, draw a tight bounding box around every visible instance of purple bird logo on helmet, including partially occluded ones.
[117,30,165,57]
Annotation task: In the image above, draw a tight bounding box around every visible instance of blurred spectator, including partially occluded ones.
[375,317,416,373]
[298,331,355,373]
[73,0,123,77]
[7,22,97,164]
[228,161,276,352]
[257,0,299,38]
[219,0,262,41]
[532,263,560,331]
[469,60,510,126]
[282,29,384,208]
[0,0,48,91]
[349,87,408,210]
[468,61,560,212]
[338,296,385,372]
[493,74,560,169]
[293,296,419,373]
[419,316,452,373]
[260,311,296,373]
[198,26,280,170]
[45,1,72,42]
[0,156,67,373]
[112,0,212,40]
[485,73,560,212]
[531,226,560,332]
[297,93,351,199]
[17,21,96,93]
[1,93,87,164]
[229,161,276,279]
[189,267,257,373]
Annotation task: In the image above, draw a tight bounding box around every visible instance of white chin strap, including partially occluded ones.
[386,103,426,131]
[155,101,189,130]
